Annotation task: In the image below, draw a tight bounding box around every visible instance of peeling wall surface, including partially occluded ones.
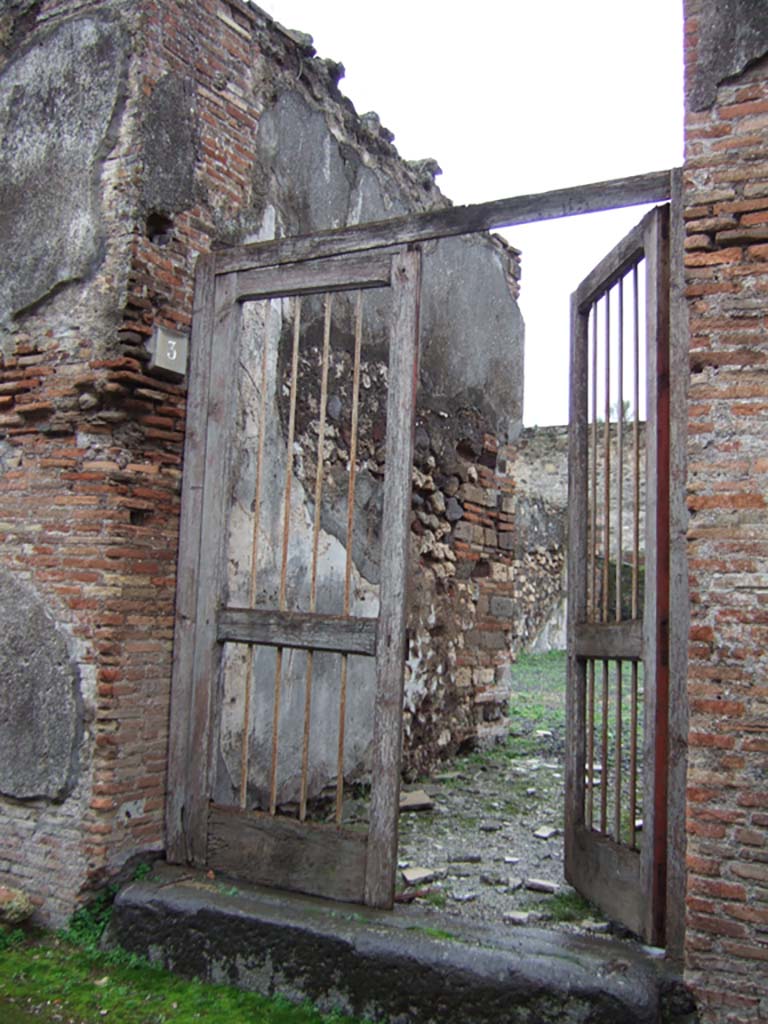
[0,10,129,336]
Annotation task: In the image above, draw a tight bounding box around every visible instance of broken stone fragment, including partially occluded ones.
[428,490,446,515]
[504,910,532,926]
[445,496,463,522]
[533,826,558,840]
[450,891,478,903]
[401,866,436,886]
[0,886,34,925]
[525,878,559,894]
[447,852,482,864]
[399,789,435,812]
[479,873,507,887]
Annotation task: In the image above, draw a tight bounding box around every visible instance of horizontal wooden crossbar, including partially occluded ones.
[214,169,675,274]
[208,805,367,904]
[235,253,393,302]
[573,620,644,660]
[217,607,378,656]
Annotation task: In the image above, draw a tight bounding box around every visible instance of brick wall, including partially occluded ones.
[683,1,768,1019]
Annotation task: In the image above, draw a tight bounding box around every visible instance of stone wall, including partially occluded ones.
[498,424,648,654]
[683,2,768,1019]
[0,0,529,920]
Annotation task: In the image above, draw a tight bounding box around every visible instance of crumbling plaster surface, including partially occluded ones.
[0,10,130,341]
[253,89,524,434]
[688,0,768,110]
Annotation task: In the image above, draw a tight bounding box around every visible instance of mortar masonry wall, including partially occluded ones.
[0,0,540,922]
[683,2,768,1020]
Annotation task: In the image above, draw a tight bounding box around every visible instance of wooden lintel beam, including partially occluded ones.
[214,169,675,274]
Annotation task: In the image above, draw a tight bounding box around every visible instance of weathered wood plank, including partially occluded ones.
[214,170,675,274]
[166,255,216,864]
[641,205,671,949]
[235,253,392,302]
[183,272,242,866]
[568,824,644,937]
[364,248,422,909]
[565,290,590,886]
[208,805,367,904]
[666,170,689,962]
[217,607,378,656]
[573,620,644,660]
[574,213,650,313]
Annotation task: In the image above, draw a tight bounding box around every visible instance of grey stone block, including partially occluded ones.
[0,568,82,801]
[490,596,516,619]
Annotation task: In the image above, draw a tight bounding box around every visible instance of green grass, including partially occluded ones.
[413,925,457,942]
[423,889,447,909]
[506,651,568,758]
[0,887,371,1024]
[540,891,596,923]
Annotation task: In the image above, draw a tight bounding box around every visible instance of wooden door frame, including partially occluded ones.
[164,169,687,952]
[165,245,421,909]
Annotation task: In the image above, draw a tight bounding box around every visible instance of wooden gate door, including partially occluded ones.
[166,245,422,909]
[565,207,670,945]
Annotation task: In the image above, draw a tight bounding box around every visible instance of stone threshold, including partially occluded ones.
[107,863,697,1024]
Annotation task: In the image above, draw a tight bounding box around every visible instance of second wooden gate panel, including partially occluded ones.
[566,206,670,946]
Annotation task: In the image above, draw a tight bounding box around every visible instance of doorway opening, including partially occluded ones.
[165,168,687,956]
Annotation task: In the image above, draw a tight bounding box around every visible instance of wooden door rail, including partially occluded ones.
[573,620,644,660]
[218,607,378,656]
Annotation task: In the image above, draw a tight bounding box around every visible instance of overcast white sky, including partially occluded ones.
[258,1,684,425]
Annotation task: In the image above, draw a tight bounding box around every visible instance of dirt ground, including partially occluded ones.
[393,651,614,935]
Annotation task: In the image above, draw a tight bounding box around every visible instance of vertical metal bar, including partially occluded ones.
[630,659,639,848]
[336,290,364,826]
[602,292,611,625]
[632,263,641,620]
[299,293,334,821]
[616,278,624,625]
[615,659,623,841]
[590,308,599,620]
[268,299,304,818]
[601,658,609,833]
[240,299,273,810]
[587,659,595,828]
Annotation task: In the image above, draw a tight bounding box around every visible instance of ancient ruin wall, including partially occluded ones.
[683,1,768,1019]
[0,0,528,919]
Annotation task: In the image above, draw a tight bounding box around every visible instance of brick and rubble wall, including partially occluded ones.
[683,2,768,1020]
[0,0,528,920]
